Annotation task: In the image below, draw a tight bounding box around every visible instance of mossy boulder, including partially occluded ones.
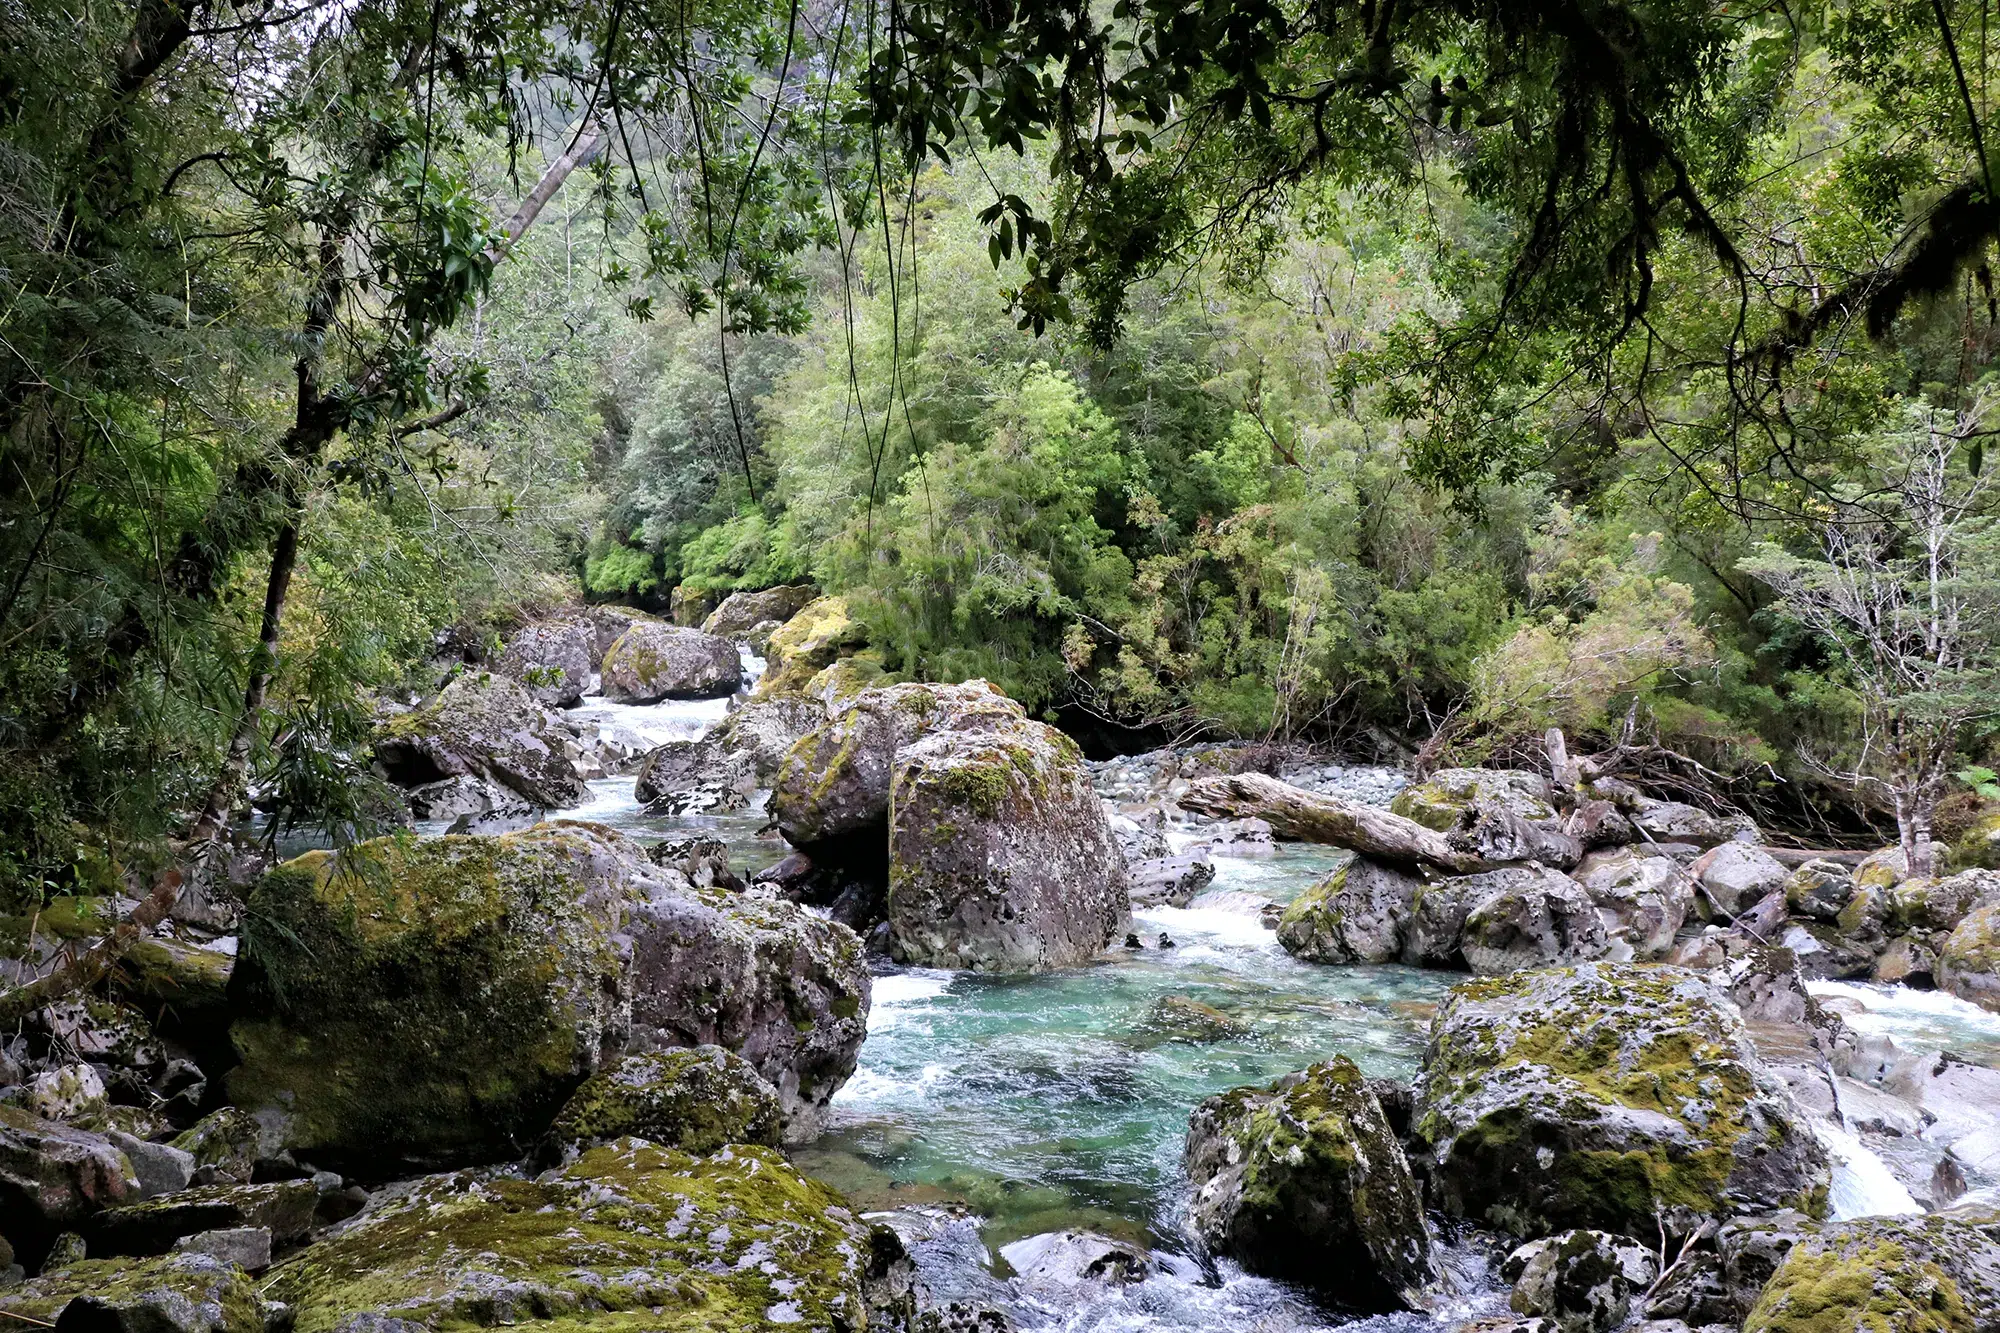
[711,693,829,783]
[264,1139,880,1333]
[1693,842,1789,919]
[1574,848,1692,961]
[170,1109,261,1187]
[770,680,1023,851]
[1951,807,2000,872]
[0,1106,140,1262]
[225,823,651,1173]
[1184,1056,1435,1311]
[1784,860,1856,922]
[885,709,1130,971]
[543,1047,783,1160]
[1277,856,1421,964]
[701,584,818,637]
[1505,1230,1659,1333]
[1742,1205,2000,1333]
[599,623,741,704]
[89,1180,318,1257]
[1458,865,1610,976]
[372,672,587,808]
[496,615,598,708]
[755,595,867,697]
[0,1253,267,1333]
[1855,843,1949,892]
[1390,769,1553,832]
[1938,897,2000,1013]
[1412,963,1829,1238]
[1892,869,2000,935]
[668,583,719,626]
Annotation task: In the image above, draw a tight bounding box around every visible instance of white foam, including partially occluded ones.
[1135,899,1278,953]
[867,971,955,1031]
[1809,979,2000,1027]
[831,1062,951,1105]
[1816,1120,1922,1219]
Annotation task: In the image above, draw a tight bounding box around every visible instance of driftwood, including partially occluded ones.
[1179,773,1489,872]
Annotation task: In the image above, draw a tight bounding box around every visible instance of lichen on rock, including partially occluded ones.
[542,1047,783,1160]
[1741,1204,2000,1333]
[0,1252,268,1333]
[371,671,587,808]
[599,623,742,704]
[1277,856,1420,964]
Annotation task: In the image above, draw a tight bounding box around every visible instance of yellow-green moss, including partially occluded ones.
[0,1254,266,1333]
[1745,1239,1972,1333]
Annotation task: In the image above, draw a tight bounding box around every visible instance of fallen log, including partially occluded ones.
[1178,773,1488,872]
[1760,846,1872,869]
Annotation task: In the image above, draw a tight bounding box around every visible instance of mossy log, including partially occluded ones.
[1179,773,1489,871]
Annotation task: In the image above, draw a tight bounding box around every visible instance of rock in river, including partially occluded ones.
[372,672,586,808]
[495,614,598,708]
[1412,963,1829,1238]
[1278,856,1422,964]
[1742,1203,2000,1333]
[1185,1056,1435,1311]
[542,1047,782,1161]
[598,622,741,703]
[1939,894,2000,1013]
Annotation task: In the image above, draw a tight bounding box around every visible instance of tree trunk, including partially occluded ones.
[1178,773,1490,871]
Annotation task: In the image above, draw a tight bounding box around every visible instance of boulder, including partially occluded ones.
[1716,1209,1817,1319]
[542,1047,783,1160]
[756,595,866,696]
[998,1230,1150,1297]
[496,615,597,708]
[24,1063,110,1123]
[885,712,1130,971]
[1871,934,1940,987]
[598,623,741,703]
[584,605,658,660]
[1952,806,2000,871]
[621,872,870,1140]
[1505,1230,1659,1333]
[1128,851,1216,908]
[1892,868,2000,934]
[1574,848,1692,960]
[1783,860,1855,921]
[105,1131,193,1200]
[1413,963,1830,1238]
[1693,842,1790,919]
[0,1107,140,1261]
[172,1229,272,1272]
[1277,857,1422,964]
[1403,877,1482,968]
[631,735,756,814]
[170,1110,261,1188]
[1184,1057,1434,1310]
[263,1140,883,1333]
[1390,768,1555,831]
[1631,799,1759,848]
[701,584,818,637]
[710,693,827,782]
[1855,842,1949,892]
[372,672,586,808]
[401,773,521,821]
[229,823,869,1166]
[0,1253,267,1333]
[771,680,1021,849]
[89,1180,318,1257]
[668,583,718,627]
[1939,897,2000,1012]
[1742,1205,2000,1333]
[1459,865,1611,975]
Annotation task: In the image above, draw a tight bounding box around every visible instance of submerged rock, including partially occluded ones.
[1413,963,1829,1238]
[999,1230,1150,1297]
[1741,1204,2000,1333]
[542,1047,783,1160]
[1278,856,1421,964]
[263,1139,881,1333]
[1184,1056,1434,1311]
[496,615,597,708]
[1143,996,1248,1044]
[0,1252,267,1333]
[372,672,586,808]
[886,707,1130,971]
[599,622,741,703]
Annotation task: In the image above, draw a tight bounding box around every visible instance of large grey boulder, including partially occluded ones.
[1390,768,1554,830]
[1505,1230,1659,1333]
[1185,1057,1434,1311]
[701,584,818,637]
[227,822,868,1170]
[630,735,756,814]
[372,672,586,808]
[1459,865,1610,975]
[1693,842,1789,918]
[1278,856,1423,964]
[887,710,1130,971]
[0,1107,140,1261]
[1742,1205,2000,1333]
[1413,963,1830,1238]
[598,623,741,703]
[711,693,828,782]
[542,1046,783,1160]
[1631,799,1759,848]
[1574,847,1692,960]
[496,615,597,708]
[1893,867,2000,934]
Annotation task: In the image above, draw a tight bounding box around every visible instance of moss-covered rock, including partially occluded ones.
[1505,1230,1659,1333]
[0,1106,140,1261]
[225,823,651,1173]
[265,1138,878,1333]
[701,585,818,637]
[1184,1057,1434,1311]
[1413,963,1829,1238]
[169,1109,261,1188]
[0,1252,267,1333]
[89,1180,318,1257]
[1785,860,1856,922]
[1389,769,1553,832]
[711,693,829,783]
[755,595,867,697]
[600,623,741,704]
[1938,897,2000,1013]
[886,707,1130,971]
[1741,1205,2000,1333]
[1892,869,2000,935]
[543,1047,782,1160]
[1277,857,1421,964]
[631,735,756,813]
[1951,807,2000,872]
[112,936,234,1044]
[372,671,587,808]
[497,614,598,708]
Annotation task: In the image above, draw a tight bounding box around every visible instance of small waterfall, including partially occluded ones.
[1815,1120,1922,1219]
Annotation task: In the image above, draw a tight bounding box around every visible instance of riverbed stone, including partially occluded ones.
[1871,934,1941,987]
[1185,1056,1435,1311]
[1893,868,2000,935]
[1458,865,1611,975]
[262,1139,879,1333]
[1938,897,2000,1012]
[1403,877,1481,968]
[1505,1229,1659,1333]
[1693,842,1789,919]
[1390,769,1553,831]
[89,1180,318,1257]
[1741,1204,2000,1333]
[1144,996,1248,1044]
[372,672,586,808]
[0,1252,267,1333]
[1413,963,1830,1238]
[542,1046,783,1161]
[701,584,818,637]
[496,615,597,708]
[170,1109,261,1187]
[710,693,828,782]
[1574,848,1691,960]
[757,595,867,696]
[886,711,1129,971]
[1129,851,1216,908]
[1277,856,1421,964]
[1784,860,1855,921]
[0,1106,140,1260]
[1631,800,1759,848]
[631,735,756,814]
[599,623,741,703]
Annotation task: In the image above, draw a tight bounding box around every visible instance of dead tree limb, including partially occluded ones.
[1179,773,1490,871]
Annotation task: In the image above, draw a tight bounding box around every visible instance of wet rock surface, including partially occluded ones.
[599,622,742,703]
[372,671,586,808]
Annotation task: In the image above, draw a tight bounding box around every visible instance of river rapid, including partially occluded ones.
[444,667,2000,1333]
